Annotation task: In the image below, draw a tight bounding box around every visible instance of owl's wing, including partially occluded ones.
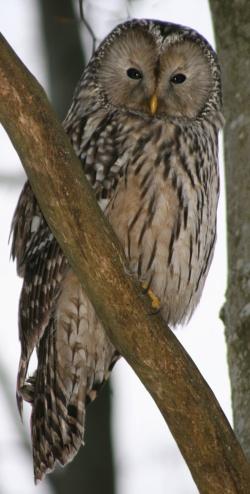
[64,108,124,205]
[11,181,44,276]
[11,182,68,413]
[11,177,117,481]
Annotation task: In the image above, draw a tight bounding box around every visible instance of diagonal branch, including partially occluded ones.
[0,33,249,494]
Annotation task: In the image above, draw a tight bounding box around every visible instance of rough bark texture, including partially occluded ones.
[209,1,250,460]
[1,33,250,494]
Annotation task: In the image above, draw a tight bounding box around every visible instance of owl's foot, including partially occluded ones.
[142,283,161,310]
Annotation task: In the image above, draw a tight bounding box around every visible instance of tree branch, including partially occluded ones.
[0,33,249,494]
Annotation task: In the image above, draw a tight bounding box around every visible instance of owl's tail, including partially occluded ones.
[22,271,117,483]
[30,321,87,483]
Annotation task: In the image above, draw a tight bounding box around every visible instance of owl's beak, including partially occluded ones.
[149,94,158,115]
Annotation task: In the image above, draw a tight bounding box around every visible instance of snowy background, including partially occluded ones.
[0,1,230,493]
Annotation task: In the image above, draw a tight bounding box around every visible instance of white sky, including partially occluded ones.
[0,1,230,494]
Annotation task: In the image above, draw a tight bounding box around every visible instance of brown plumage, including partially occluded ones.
[11,19,223,482]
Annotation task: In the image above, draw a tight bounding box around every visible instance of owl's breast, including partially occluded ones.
[106,118,219,326]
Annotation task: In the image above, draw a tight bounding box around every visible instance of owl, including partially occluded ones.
[11,19,223,482]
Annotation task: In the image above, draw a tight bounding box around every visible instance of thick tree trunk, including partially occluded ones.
[209,0,250,459]
[1,33,250,494]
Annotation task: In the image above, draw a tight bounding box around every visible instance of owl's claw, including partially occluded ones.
[142,283,161,310]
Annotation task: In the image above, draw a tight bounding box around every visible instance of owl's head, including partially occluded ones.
[91,19,222,121]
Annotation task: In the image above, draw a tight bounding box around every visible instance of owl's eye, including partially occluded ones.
[171,73,186,84]
[127,68,143,80]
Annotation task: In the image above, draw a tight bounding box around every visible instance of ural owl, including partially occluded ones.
[11,19,223,481]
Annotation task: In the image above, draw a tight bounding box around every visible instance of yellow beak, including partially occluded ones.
[149,94,158,115]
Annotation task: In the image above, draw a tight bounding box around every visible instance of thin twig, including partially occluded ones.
[79,0,97,54]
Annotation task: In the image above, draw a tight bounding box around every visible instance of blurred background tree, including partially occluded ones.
[209,0,250,461]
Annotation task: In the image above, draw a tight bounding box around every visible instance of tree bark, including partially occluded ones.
[209,0,250,460]
[1,33,250,494]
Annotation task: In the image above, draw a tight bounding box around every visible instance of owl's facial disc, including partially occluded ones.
[97,26,213,119]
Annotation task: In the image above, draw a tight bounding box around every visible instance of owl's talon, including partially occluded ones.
[148,288,161,310]
[142,283,161,310]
